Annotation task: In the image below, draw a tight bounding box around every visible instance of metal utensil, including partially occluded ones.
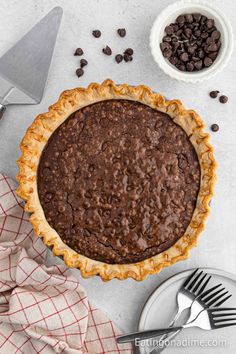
[0,6,63,119]
[161,268,211,327]
[117,308,236,344]
[149,282,232,353]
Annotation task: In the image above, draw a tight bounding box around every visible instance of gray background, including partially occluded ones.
[0,1,236,353]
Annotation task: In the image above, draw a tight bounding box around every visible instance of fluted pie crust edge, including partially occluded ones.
[16,79,216,281]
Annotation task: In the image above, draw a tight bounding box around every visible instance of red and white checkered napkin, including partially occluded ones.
[0,173,132,354]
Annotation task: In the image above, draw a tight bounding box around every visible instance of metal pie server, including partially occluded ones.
[0,6,63,119]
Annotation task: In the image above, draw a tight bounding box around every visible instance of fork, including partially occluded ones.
[117,308,236,344]
[149,281,232,353]
[162,269,211,327]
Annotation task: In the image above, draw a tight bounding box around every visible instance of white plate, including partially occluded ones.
[138,268,236,353]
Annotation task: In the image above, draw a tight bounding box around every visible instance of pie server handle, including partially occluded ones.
[0,103,6,120]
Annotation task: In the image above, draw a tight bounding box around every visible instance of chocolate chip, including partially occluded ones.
[74,48,83,56]
[92,30,101,38]
[186,62,194,71]
[208,43,218,52]
[193,13,201,22]
[115,54,123,63]
[163,36,172,43]
[201,32,209,39]
[163,48,172,58]
[185,14,193,23]
[200,15,207,25]
[204,57,213,67]
[194,60,203,70]
[219,95,228,104]
[180,52,189,62]
[165,25,174,35]
[169,56,178,65]
[80,59,88,68]
[160,42,171,51]
[124,53,133,62]
[209,90,219,98]
[206,19,215,28]
[76,68,84,78]
[211,124,219,132]
[117,28,126,37]
[124,48,134,56]
[198,49,205,59]
[102,45,112,55]
[211,30,221,39]
[177,15,185,24]
[188,44,197,54]
[176,63,186,71]
[208,52,218,60]
[184,28,192,38]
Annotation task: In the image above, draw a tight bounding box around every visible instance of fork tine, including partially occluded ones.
[186,270,203,291]
[214,322,236,329]
[212,313,236,318]
[199,283,222,300]
[214,318,236,324]
[201,286,224,303]
[182,268,199,288]
[192,273,207,294]
[209,307,236,312]
[196,274,211,295]
[214,294,232,307]
[207,291,229,308]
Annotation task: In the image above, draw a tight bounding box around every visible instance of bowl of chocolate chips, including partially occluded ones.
[150,0,233,82]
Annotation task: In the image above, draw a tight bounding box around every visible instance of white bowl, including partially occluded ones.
[150,0,234,83]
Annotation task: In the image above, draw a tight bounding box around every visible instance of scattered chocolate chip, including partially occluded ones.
[160,12,221,72]
[115,54,123,63]
[80,59,88,68]
[102,45,112,55]
[211,124,219,132]
[219,95,228,104]
[209,90,219,98]
[76,68,84,78]
[124,53,133,62]
[124,48,134,56]
[74,48,83,56]
[92,30,101,38]
[117,28,126,37]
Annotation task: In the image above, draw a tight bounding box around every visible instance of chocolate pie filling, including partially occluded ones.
[37,100,200,264]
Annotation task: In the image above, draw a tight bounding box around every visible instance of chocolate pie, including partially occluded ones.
[17,80,216,280]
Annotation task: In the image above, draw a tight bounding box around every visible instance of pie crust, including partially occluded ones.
[17,79,216,281]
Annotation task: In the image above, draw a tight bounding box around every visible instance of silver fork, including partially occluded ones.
[117,308,236,343]
[163,269,211,327]
[149,282,232,353]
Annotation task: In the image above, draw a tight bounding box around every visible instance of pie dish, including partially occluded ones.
[17,79,216,281]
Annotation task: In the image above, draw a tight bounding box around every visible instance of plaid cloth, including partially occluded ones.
[0,173,132,354]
